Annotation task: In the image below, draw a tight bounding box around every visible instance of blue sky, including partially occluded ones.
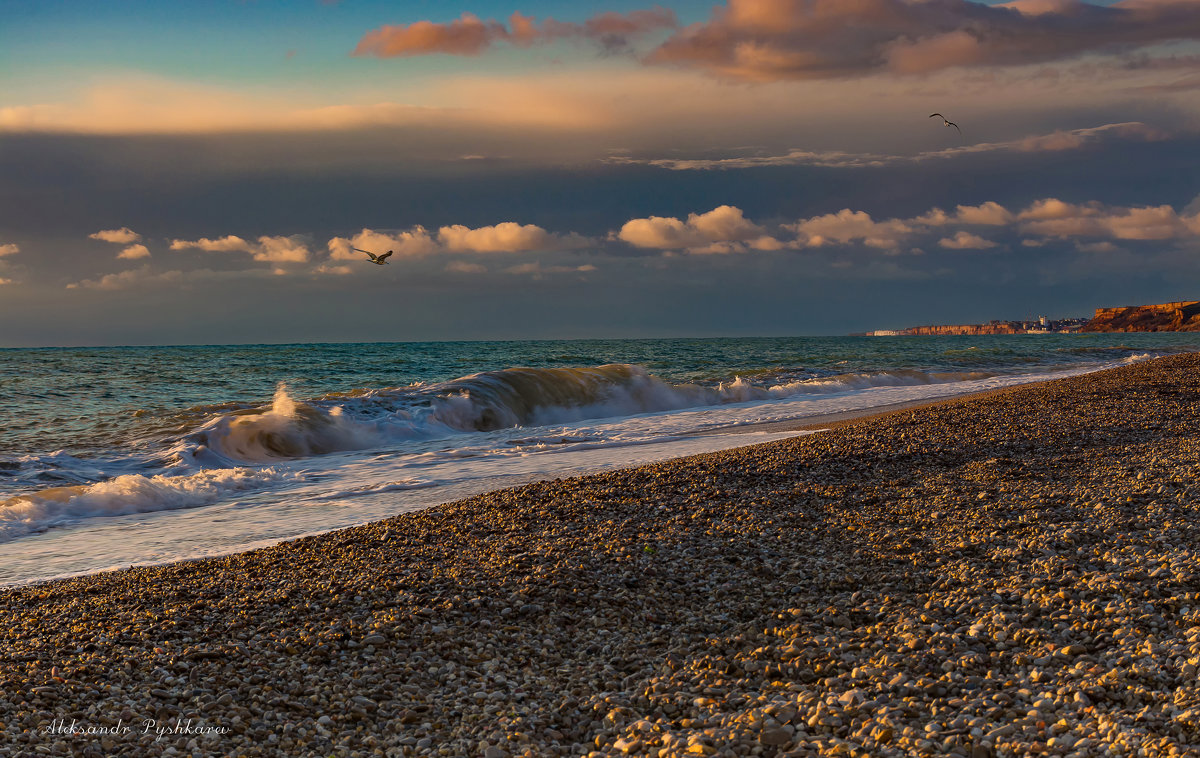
[1,0,1198,345]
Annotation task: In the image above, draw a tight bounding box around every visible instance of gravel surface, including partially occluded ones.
[2,354,1199,757]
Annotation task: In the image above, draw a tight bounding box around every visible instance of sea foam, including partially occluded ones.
[0,467,286,541]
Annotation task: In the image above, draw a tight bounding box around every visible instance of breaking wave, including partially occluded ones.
[0,467,286,541]
[180,366,998,464]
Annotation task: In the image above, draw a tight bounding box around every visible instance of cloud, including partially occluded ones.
[170,235,251,253]
[328,229,439,261]
[790,209,914,251]
[0,243,18,257]
[938,231,999,249]
[1017,198,1200,240]
[170,235,310,262]
[438,222,553,253]
[618,205,774,252]
[0,278,11,285]
[254,236,311,263]
[614,195,1200,257]
[66,266,184,291]
[313,264,354,276]
[89,227,142,244]
[446,261,488,274]
[916,202,1015,226]
[117,244,151,260]
[608,121,1168,170]
[503,262,597,276]
[329,223,581,260]
[353,8,677,58]
[646,0,1200,81]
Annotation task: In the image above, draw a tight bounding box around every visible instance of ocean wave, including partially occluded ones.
[176,366,1006,464]
[0,467,286,541]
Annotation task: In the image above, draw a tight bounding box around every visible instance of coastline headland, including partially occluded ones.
[865,316,1087,336]
[1082,300,1200,333]
[2,354,1199,756]
[867,297,1200,335]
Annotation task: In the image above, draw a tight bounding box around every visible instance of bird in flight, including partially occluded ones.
[930,113,961,135]
[353,247,393,265]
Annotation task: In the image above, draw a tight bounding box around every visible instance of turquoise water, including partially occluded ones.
[0,333,1195,583]
[5,334,1193,460]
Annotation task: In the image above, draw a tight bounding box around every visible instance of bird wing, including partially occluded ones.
[948,121,961,133]
[378,251,393,262]
[353,247,378,261]
[929,113,944,119]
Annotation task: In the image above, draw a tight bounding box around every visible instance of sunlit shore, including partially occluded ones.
[2,354,1198,757]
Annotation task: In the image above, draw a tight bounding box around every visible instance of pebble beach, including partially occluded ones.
[2,353,1199,757]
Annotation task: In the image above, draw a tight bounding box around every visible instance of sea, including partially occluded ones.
[2,333,1196,585]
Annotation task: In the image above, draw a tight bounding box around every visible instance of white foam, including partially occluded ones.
[0,467,287,541]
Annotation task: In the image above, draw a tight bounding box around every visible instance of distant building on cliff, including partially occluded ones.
[866,317,1087,336]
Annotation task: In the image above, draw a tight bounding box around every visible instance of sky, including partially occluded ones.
[2,0,1200,346]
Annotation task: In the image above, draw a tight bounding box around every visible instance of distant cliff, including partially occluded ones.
[1082,301,1200,332]
[900,322,1023,336]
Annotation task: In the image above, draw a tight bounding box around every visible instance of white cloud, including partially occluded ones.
[89,227,141,245]
[117,244,151,260]
[0,243,18,257]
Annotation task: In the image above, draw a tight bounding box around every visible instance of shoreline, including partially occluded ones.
[2,367,1080,585]
[3,354,1199,756]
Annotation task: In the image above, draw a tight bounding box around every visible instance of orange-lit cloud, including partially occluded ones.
[89,227,142,244]
[915,202,1015,227]
[328,224,584,260]
[1018,199,1200,240]
[0,243,18,257]
[66,266,185,291]
[647,0,1200,81]
[170,235,310,262]
[790,210,914,251]
[117,244,151,260]
[438,222,552,253]
[618,205,774,253]
[446,261,488,274]
[353,7,677,58]
[938,231,999,249]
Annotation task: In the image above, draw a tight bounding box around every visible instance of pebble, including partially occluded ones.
[1,355,1199,757]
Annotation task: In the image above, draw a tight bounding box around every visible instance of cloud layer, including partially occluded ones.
[646,0,1200,81]
[353,8,677,58]
[56,194,1200,291]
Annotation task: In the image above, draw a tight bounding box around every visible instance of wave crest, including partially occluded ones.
[182,366,1002,464]
[0,467,284,541]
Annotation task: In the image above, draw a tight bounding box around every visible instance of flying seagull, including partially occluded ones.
[930,113,961,135]
[353,247,393,265]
